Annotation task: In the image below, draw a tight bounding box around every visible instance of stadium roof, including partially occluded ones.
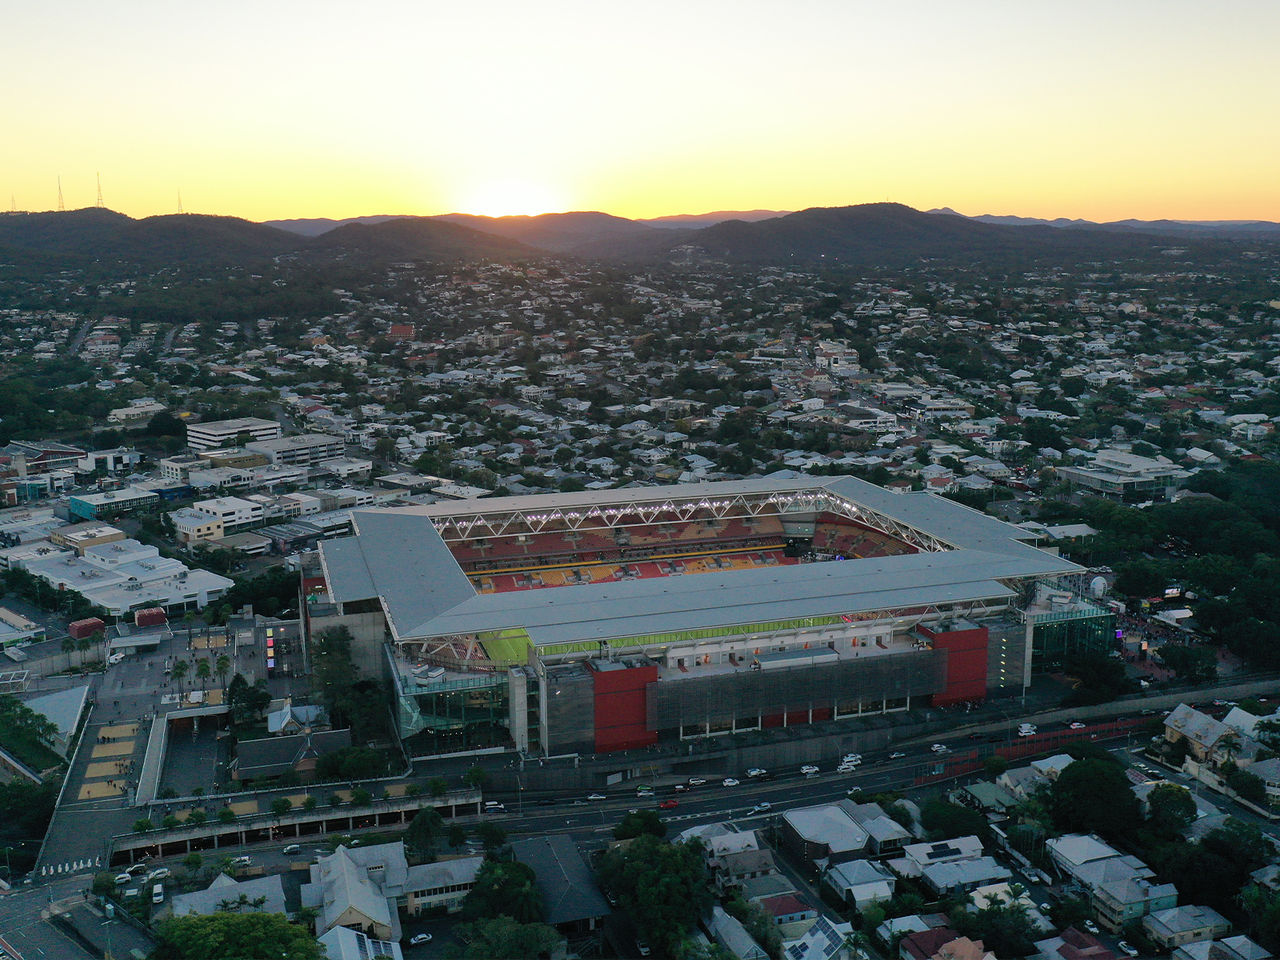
[319,476,1081,645]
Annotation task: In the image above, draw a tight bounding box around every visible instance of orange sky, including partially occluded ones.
[5,1,1278,223]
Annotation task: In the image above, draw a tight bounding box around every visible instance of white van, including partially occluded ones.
[151,882,164,904]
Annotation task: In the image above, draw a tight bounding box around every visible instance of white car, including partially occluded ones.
[483,801,506,812]
[842,753,862,765]
[586,793,606,801]
[228,855,252,867]
[1117,941,1139,958]
[746,767,767,778]
[1083,921,1100,934]
[409,933,433,945]
[107,652,126,665]
[687,777,707,786]
[1069,722,1086,730]
[800,764,819,776]
[889,751,907,759]
[750,802,772,814]
[836,762,858,773]
[114,873,131,885]
[931,743,948,753]
[146,868,170,882]
[722,778,740,787]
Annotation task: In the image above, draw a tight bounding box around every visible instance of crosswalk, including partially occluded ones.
[38,856,101,877]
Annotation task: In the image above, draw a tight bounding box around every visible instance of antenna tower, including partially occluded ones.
[96,173,104,209]
[57,176,64,212]
[177,189,184,215]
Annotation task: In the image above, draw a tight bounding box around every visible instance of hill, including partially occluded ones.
[0,209,298,267]
[264,215,402,237]
[670,203,1196,266]
[638,209,789,229]
[431,211,666,255]
[927,207,1280,240]
[305,216,540,262]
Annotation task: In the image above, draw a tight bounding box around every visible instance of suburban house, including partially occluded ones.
[1143,906,1232,950]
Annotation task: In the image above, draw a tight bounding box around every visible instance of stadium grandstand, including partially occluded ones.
[310,475,1109,757]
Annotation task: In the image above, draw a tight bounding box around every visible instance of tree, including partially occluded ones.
[614,809,667,841]
[951,896,1040,957]
[218,807,236,824]
[151,912,324,960]
[1155,819,1268,912]
[453,916,561,960]
[462,860,544,924]
[1050,759,1142,841]
[171,659,189,694]
[920,798,990,842]
[463,765,489,790]
[428,776,448,798]
[215,653,231,689]
[599,834,713,957]
[195,657,212,691]
[1147,783,1196,835]
[1217,731,1243,768]
[448,823,468,850]
[133,818,153,833]
[184,852,203,871]
[270,797,292,817]
[404,807,445,861]
[476,821,507,855]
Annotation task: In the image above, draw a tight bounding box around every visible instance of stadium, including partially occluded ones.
[310,475,1109,758]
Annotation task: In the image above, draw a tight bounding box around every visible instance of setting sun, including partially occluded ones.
[457,179,567,218]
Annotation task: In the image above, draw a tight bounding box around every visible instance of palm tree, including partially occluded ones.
[61,636,76,667]
[76,635,91,668]
[172,659,189,694]
[215,653,231,690]
[196,658,211,691]
[1217,730,1242,768]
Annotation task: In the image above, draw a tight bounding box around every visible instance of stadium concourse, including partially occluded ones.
[312,474,1100,759]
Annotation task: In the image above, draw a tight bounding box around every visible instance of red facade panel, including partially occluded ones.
[592,663,658,753]
[921,624,989,706]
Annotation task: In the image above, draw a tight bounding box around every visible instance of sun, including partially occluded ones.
[457,178,566,218]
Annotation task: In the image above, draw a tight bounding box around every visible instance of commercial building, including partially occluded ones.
[1057,449,1191,500]
[68,486,160,521]
[18,538,233,616]
[186,417,282,452]
[246,433,345,466]
[313,475,1086,758]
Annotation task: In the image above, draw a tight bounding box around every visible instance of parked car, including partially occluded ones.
[722,778,740,787]
[636,940,652,957]
[126,863,148,876]
[146,868,170,883]
[1083,921,1100,934]
[151,882,165,904]
[114,873,131,885]
[1117,941,1139,957]
[409,933,433,945]
[229,856,252,867]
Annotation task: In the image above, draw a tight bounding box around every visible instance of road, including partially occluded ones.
[0,876,98,960]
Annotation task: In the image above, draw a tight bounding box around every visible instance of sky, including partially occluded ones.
[4,0,1278,222]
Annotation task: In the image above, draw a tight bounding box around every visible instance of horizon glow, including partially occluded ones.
[4,0,1278,223]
